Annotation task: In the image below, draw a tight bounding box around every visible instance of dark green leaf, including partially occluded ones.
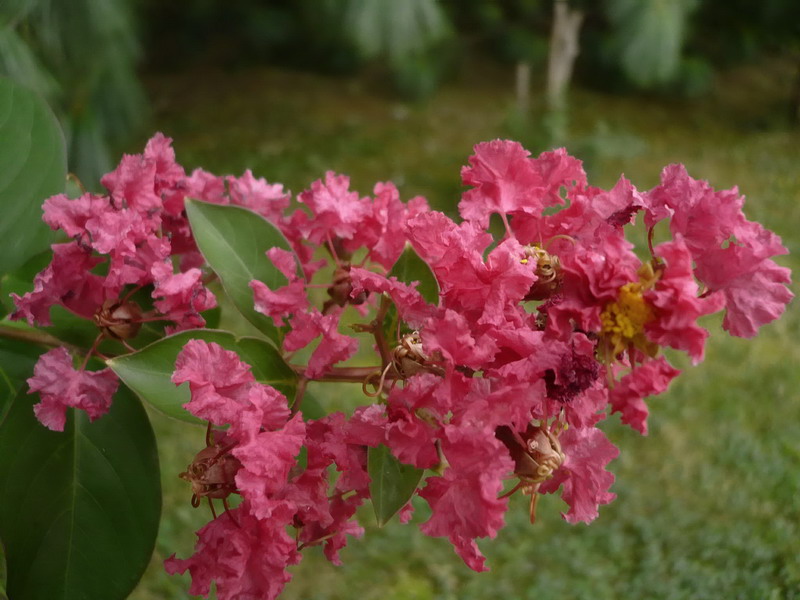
[368,444,424,527]
[0,336,42,425]
[0,77,66,275]
[107,329,298,424]
[383,244,439,341]
[0,385,161,600]
[390,244,439,304]
[296,388,325,421]
[185,199,300,345]
[0,335,41,383]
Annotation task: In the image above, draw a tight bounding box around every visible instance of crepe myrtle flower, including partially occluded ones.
[176,139,788,591]
[10,135,791,596]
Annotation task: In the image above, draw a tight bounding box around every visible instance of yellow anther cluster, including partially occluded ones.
[600,282,654,357]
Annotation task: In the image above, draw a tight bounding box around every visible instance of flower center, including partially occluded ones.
[600,263,660,359]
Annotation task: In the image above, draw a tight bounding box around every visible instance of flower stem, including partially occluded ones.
[292,365,385,383]
[0,324,75,350]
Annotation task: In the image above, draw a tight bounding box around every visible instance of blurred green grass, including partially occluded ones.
[129,58,799,600]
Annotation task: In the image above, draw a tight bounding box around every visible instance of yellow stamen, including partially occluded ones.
[600,263,661,359]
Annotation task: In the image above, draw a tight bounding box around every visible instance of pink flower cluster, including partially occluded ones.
[165,340,369,599]
[161,139,790,599]
[13,135,792,599]
[13,135,294,430]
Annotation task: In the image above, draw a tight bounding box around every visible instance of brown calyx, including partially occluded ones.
[180,444,242,504]
[93,298,143,340]
[523,246,563,301]
[496,423,566,522]
[323,263,368,313]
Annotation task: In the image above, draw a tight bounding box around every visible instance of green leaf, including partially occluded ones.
[0,77,66,275]
[0,385,161,600]
[185,199,299,345]
[0,335,42,425]
[296,388,325,421]
[368,444,424,527]
[390,244,439,304]
[383,244,439,340]
[107,329,298,424]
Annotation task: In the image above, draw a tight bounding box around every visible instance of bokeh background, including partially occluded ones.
[2,1,799,598]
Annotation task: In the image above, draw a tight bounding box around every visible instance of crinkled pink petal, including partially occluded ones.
[144,132,186,215]
[420,309,497,370]
[516,176,643,245]
[227,170,290,225]
[349,267,436,327]
[382,373,460,469]
[165,502,300,600]
[42,192,110,243]
[307,313,358,379]
[645,238,725,362]
[539,426,618,523]
[85,207,147,255]
[386,408,440,469]
[407,211,492,270]
[266,247,299,280]
[555,387,608,430]
[544,237,639,339]
[101,152,161,214]
[609,357,680,435]
[173,339,254,392]
[459,142,586,230]
[283,310,358,378]
[398,501,414,524]
[644,165,792,337]
[454,378,544,431]
[296,171,371,244]
[241,384,292,435]
[646,164,744,251]
[11,242,106,325]
[282,466,333,530]
[150,262,216,331]
[460,139,540,228]
[183,168,227,204]
[105,235,172,289]
[27,347,118,431]
[410,214,533,322]
[343,181,430,269]
[144,133,184,182]
[477,238,537,325]
[251,279,308,326]
[419,425,513,571]
[283,311,323,353]
[346,404,388,447]
[234,414,306,519]
[307,413,371,493]
[296,491,367,566]
[717,257,793,338]
[691,225,792,338]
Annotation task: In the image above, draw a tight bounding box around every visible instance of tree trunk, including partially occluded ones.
[516,61,531,115]
[546,0,584,111]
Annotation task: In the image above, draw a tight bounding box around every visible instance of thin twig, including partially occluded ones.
[0,324,77,351]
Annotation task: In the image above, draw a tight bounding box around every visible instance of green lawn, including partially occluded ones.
[130,57,800,600]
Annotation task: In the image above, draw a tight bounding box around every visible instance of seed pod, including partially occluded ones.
[180,443,242,505]
[93,298,143,340]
